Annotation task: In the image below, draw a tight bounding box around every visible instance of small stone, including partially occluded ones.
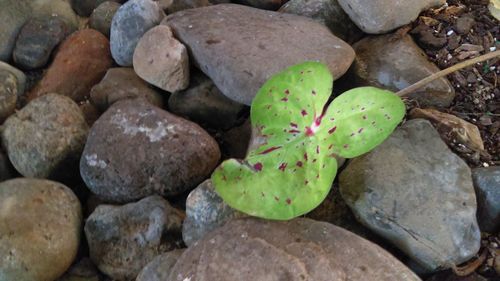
[183,180,245,246]
[110,0,164,66]
[0,69,18,123]
[168,71,246,130]
[0,0,32,61]
[136,249,185,281]
[0,178,82,281]
[89,1,122,38]
[338,0,445,34]
[472,167,500,233]
[0,61,26,96]
[13,17,69,70]
[80,98,220,202]
[339,119,480,271]
[84,196,184,280]
[90,67,163,111]
[1,94,89,179]
[71,0,121,17]
[27,29,112,103]
[455,16,475,35]
[133,25,189,93]
[30,0,79,31]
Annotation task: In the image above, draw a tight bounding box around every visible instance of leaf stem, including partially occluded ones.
[396,50,500,97]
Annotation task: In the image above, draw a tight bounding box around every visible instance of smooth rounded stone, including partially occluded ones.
[71,0,121,17]
[164,4,355,105]
[165,0,211,13]
[0,178,82,281]
[339,119,481,272]
[472,167,500,233]
[278,0,361,42]
[84,195,184,280]
[0,0,32,62]
[133,25,189,93]
[90,67,163,111]
[0,59,27,96]
[13,17,69,70]
[183,180,245,246]
[0,70,18,123]
[136,249,185,281]
[89,1,122,38]
[1,94,89,178]
[28,29,112,103]
[170,218,422,281]
[57,257,102,281]
[337,0,445,34]
[348,34,455,107]
[80,98,221,202]
[30,0,80,31]
[110,0,164,66]
[168,71,247,130]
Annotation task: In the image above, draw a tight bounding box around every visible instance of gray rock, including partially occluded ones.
[90,67,163,111]
[168,71,247,130]
[57,257,102,281]
[183,180,245,246]
[13,17,69,70]
[337,0,445,34]
[71,0,122,17]
[348,34,455,107]
[0,178,82,281]
[84,196,184,280]
[1,94,89,179]
[110,0,164,66]
[0,61,26,95]
[89,1,122,38]
[30,0,79,31]
[279,0,362,42]
[136,249,185,281]
[472,167,500,233]
[0,70,18,123]
[339,119,481,272]
[80,98,220,203]
[0,0,31,61]
[164,4,355,105]
[455,15,475,35]
[169,218,422,281]
[133,25,189,93]
[165,0,211,14]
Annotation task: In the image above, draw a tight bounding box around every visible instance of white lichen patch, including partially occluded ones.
[85,154,107,169]
[110,113,178,142]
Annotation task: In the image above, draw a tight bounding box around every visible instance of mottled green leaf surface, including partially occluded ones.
[212,62,405,220]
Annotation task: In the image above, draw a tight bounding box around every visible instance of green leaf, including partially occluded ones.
[212,62,405,220]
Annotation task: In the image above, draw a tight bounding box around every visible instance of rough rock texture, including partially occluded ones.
[80,98,220,202]
[168,71,247,130]
[472,167,500,233]
[165,4,355,105]
[337,0,446,34]
[90,67,163,111]
[13,17,69,70]
[0,61,26,95]
[278,0,361,42]
[0,69,18,123]
[339,119,480,271]
[89,1,122,38]
[183,180,245,246]
[2,94,89,179]
[169,218,422,281]
[136,249,185,281]
[348,34,455,107]
[27,29,112,103]
[133,25,189,93]
[0,178,82,281]
[110,0,164,66]
[71,0,122,17]
[0,0,32,61]
[84,196,184,280]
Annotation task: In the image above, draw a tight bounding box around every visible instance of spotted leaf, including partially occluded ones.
[212,62,405,220]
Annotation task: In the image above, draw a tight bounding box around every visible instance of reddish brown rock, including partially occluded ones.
[27,29,112,103]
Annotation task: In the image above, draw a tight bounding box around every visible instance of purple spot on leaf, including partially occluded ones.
[259,146,282,155]
[279,163,287,171]
[254,162,263,171]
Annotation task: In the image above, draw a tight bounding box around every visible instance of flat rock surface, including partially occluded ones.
[165,4,355,105]
[339,119,481,271]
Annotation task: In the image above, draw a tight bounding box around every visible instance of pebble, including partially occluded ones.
[0,0,32,61]
[71,0,121,17]
[133,25,189,93]
[0,69,18,123]
[89,1,122,38]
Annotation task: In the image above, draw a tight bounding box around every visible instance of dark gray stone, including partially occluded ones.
[89,1,122,38]
[136,249,185,281]
[0,0,31,61]
[339,119,480,272]
[472,167,500,233]
[71,0,121,17]
[80,98,220,203]
[164,4,355,105]
[13,17,69,70]
[84,196,184,280]
[168,71,247,130]
[110,0,164,66]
